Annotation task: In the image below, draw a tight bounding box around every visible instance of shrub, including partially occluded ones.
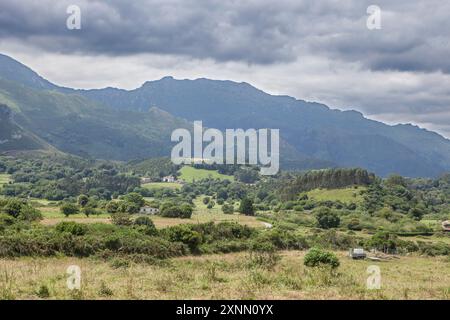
[122,193,145,207]
[247,241,280,269]
[207,201,215,209]
[315,207,340,229]
[77,195,89,208]
[55,221,88,236]
[160,203,193,219]
[304,247,340,269]
[36,284,50,298]
[18,205,43,222]
[105,201,119,214]
[347,218,362,231]
[82,206,99,217]
[239,198,255,216]
[222,204,234,214]
[408,207,425,221]
[0,213,15,230]
[365,231,399,254]
[111,212,133,226]
[60,203,79,217]
[134,216,154,227]
[3,198,23,218]
[134,216,157,235]
[163,224,202,253]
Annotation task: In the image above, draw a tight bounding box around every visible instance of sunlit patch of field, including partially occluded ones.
[0,251,448,300]
[142,182,182,190]
[0,173,11,188]
[179,166,234,182]
[307,187,366,204]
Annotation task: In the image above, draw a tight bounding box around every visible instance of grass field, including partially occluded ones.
[0,174,11,188]
[1,251,448,300]
[307,187,365,204]
[142,182,182,190]
[179,166,234,182]
[37,196,262,228]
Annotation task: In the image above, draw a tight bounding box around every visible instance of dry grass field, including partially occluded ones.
[1,251,448,300]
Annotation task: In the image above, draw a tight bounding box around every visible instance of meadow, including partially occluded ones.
[1,251,448,300]
[36,196,263,229]
[0,173,11,188]
[178,166,234,182]
[142,182,182,190]
[307,187,365,204]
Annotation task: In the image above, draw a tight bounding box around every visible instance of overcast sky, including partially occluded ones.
[1,0,450,138]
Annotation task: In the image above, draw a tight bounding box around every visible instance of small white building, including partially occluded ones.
[162,175,176,183]
[139,206,159,215]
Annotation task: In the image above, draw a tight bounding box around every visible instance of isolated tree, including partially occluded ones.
[123,192,145,207]
[78,194,89,208]
[60,203,79,217]
[239,197,255,216]
[315,207,340,229]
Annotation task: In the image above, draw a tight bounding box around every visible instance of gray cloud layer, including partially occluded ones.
[0,0,450,137]
[2,0,450,72]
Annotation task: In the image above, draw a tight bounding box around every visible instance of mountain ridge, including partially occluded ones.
[1,53,449,177]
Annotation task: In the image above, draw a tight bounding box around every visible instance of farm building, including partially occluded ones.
[162,175,176,182]
[139,206,159,215]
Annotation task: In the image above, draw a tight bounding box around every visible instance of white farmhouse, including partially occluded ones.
[139,206,159,215]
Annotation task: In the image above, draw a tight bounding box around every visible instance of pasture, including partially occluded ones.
[0,251,448,300]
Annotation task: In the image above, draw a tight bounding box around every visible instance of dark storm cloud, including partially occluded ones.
[1,0,450,138]
[1,0,449,73]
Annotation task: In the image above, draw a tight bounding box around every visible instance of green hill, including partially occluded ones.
[0,79,190,160]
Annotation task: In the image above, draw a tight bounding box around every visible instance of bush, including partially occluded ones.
[122,193,145,207]
[111,212,133,226]
[0,213,15,230]
[247,241,280,269]
[55,221,88,236]
[3,198,24,218]
[163,224,202,253]
[18,205,43,222]
[366,231,396,253]
[105,201,119,214]
[77,195,89,208]
[304,247,340,269]
[207,201,215,209]
[60,203,79,217]
[82,206,99,217]
[315,207,340,229]
[134,216,157,235]
[239,197,255,216]
[222,204,234,214]
[160,203,193,219]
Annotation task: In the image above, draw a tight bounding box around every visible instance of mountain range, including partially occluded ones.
[1,53,449,177]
